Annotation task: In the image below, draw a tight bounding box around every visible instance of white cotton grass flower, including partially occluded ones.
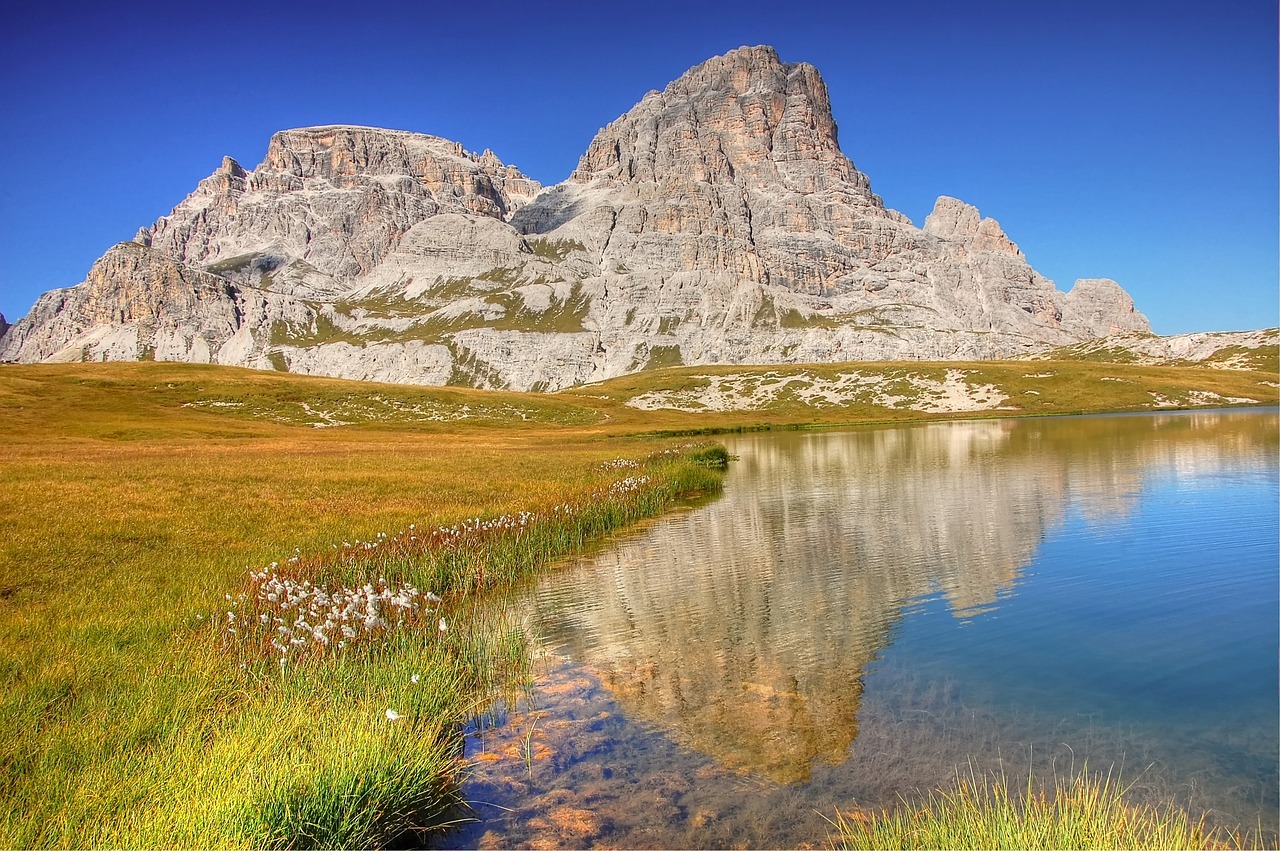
[230,563,450,668]
[438,618,448,634]
[385,709,402,722]
[411,674,420,684]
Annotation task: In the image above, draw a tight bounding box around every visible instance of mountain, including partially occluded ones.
[2,46,1163,390]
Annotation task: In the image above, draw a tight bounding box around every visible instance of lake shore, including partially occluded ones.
[1,361,1274,848]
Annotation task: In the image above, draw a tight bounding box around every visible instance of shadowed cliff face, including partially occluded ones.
[524,412,1277,783]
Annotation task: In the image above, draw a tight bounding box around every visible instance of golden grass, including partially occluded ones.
[0,364,720,847]
[562,358,1278,432]
[1,358,1273,848]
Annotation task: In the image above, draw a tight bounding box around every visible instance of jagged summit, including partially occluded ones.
[131,125,542,298]
[511,45,897,292]
[3,46,1166,390]
[924,196,1024,258]
[569,45,860,194]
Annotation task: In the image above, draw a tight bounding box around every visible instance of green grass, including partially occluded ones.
[832,767,1258,850]
[526,238,586,262]
[203,250,265,276]
[275,281,596,354]
[1201,344,1279,372]
[475,265,523,286]
[780,307,840,329]
[0,363,726,848]
[643,344,684,371]
[270,310,387,348]
[562,358,1278,433]
[1,358,1275,848]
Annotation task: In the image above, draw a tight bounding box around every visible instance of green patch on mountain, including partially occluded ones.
[445,343,508,390]
[336,290,416,319]
[1200,344,1279,372]
[271,312,392,348]
[1044,342,1150,365]
[837,306,901,328]
[751,293,778,328]
[203,251,264,276]
[476,266,524,286]
[780,308,840,330]
[422,276,480,304]
[527,238,586,262]
[645,345,684,371]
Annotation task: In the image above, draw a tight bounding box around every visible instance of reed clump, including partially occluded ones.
[832,766,1258,851]
[180,446,725,849]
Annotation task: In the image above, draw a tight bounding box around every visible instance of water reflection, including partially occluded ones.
[528,411,1278,783]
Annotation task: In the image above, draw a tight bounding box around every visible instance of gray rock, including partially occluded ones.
[0,242,313,367]
[140,126,541,299]
[4,47,1184,391]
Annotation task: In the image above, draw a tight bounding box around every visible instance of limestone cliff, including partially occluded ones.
[4,47,1171,389]
[138,126,542,299]
[0,242,313,366]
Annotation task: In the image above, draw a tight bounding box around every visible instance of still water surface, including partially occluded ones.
[440,410,1278,849]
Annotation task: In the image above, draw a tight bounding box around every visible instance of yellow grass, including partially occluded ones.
[0,364,718,847]
[1,358,1273,847]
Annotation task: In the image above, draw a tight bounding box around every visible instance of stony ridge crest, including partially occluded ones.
[1,46,1158,389]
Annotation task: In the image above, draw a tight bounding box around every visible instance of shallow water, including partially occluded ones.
[438,410,1279,849]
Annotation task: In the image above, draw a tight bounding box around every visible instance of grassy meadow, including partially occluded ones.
[0,363,724,847]
[1,357,1274,848]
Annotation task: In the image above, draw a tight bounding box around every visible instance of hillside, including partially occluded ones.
[3,355,1273,444]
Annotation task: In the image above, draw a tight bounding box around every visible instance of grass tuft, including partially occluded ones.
[832,766,1258,851]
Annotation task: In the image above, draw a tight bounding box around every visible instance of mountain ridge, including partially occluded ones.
[3,45,1238,391]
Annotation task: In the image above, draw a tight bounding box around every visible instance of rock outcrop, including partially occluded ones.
[0,241,314,366]
[137,126,542,299]
[1036,326,1280,368]
[3,46,1168,389]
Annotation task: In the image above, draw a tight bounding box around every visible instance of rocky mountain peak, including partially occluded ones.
[924,196,1023,257]
[219,156,247,178]
[568,44,860,197]
[1062,278,1150,336]
[131,125,542,294]
[2,46,1170,388]
[257,125,541,212]
[513,45,895,294]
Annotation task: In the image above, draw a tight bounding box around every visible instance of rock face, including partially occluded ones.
[139,127,542,299]
[1,242,314,367]
[2,46,1162,389]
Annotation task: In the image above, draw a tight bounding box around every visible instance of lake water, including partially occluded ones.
[439,409,1279,850]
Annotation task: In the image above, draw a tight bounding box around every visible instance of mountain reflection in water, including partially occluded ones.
[440,410,1277,850]
[525,411,1277,784]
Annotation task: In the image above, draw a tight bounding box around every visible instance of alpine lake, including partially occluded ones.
[439,408,1279,849]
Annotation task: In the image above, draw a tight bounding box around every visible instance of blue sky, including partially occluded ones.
[1,0,1275,335]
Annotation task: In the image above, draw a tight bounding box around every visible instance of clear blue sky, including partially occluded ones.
[1,0,1275,335]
